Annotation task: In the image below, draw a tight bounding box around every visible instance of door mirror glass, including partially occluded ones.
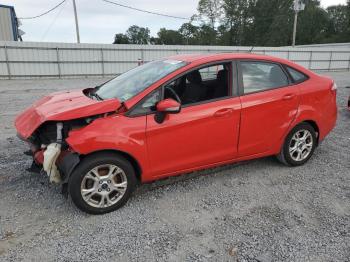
[156,98,181,114]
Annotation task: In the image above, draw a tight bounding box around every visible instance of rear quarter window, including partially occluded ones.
[285,66,308,83]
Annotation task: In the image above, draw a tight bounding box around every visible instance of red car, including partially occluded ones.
[15,53,337,214]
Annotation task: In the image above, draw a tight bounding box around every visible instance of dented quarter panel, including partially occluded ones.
[65,114,150,181]
[15,89,121,139]
[291,75,336,141]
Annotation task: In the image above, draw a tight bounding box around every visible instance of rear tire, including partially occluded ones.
[277,123,317,166]
[68,152,137,214]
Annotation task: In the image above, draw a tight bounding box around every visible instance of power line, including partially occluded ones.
[41,0,67,40]
[18,0,67,19]
[101,0,191,20]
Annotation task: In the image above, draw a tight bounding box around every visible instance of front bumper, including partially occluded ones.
[57,152,80,183]
[21,139,80,184]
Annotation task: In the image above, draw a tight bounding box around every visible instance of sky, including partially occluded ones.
[1,0,348,44]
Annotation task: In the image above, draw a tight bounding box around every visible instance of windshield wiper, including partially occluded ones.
[90,90,103,101]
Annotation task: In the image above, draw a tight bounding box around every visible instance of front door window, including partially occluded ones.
[164,63,231,105]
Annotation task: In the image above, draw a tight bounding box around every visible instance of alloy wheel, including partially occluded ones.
[288,129,313,162]
[80,164,127,208]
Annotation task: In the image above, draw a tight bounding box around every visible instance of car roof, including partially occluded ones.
[167,53,287,64]
[166,52,313,75]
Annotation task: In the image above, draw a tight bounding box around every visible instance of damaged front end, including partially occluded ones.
[22,117,96,184]
[15,88,124,187]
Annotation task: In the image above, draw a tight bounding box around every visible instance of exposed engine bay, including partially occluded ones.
[14,87,125,187]
[25,115,104,184]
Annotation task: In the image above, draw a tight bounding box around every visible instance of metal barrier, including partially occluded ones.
[0,41,349,79]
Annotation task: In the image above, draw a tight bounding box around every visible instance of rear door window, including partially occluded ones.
[240,61,289,94]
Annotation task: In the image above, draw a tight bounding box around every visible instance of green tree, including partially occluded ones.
[157,28,184,45]
[221,0,253,45]
[197,0,223,29]
[126,25,150,44]
[113,33,130,44]
[216,24,231,45]
[179,22,200,44]
[113,0,350,46]
[324,5,349,42]
[247,0,294,46]
[198,25,217,45]
[296,0,329,44]
[327,5,348,34]
[347,0,350,38]
[150,37,161,45]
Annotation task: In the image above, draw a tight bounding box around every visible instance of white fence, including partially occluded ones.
[1,41,350,79]
[295,42,350,49]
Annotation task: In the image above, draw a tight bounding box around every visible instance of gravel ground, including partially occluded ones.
[0,72,349,262]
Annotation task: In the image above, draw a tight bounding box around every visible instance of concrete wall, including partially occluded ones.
[1,41,350,79]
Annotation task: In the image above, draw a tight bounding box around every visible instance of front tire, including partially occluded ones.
[68,152,137,214]
[277,123,317,166]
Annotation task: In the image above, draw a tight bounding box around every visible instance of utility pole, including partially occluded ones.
[72,0,80,43]
[292,0,305,47]
[292,11,298,47]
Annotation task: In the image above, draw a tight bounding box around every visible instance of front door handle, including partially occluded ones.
[282,94,296,100]
[214,108,233,117]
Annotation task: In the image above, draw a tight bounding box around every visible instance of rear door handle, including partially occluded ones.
[282,94,296,100]
[214,108,233,117]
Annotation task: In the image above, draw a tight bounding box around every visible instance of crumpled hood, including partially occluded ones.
[15,89,121,139]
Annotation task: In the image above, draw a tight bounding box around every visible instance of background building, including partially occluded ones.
[0,4,21,41]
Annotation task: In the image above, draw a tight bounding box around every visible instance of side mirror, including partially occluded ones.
[156,98,181,114]
[155,98,181,124]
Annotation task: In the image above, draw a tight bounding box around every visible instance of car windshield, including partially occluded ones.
[95,59,187,101]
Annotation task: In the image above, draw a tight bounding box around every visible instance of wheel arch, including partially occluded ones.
[275,118,320,156]
[277,120,319,166]
[80,149,143,182]
[301,120,320,144]
[60,149,143,188]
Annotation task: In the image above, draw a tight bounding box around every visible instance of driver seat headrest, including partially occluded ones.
[187,70,202,85]
[217,69,228,83]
